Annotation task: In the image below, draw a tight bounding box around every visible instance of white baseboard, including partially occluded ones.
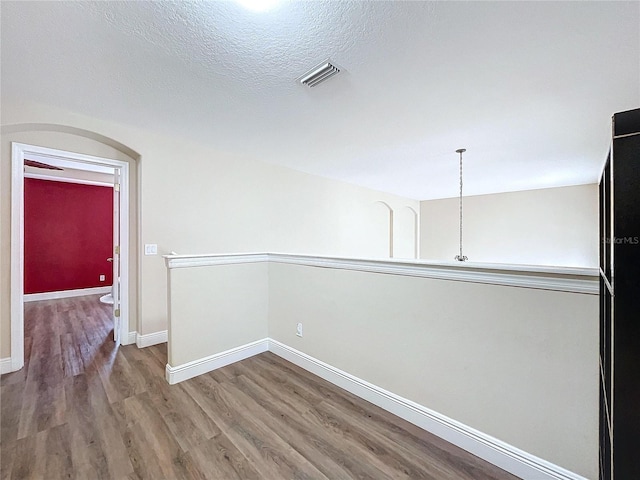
[136,330,168,348]
[162,337,585,479]
[24,286,111,302]
[267,339,586,480]
[125,331,137,345]
[165,338,269,385]
[0,357,13,375]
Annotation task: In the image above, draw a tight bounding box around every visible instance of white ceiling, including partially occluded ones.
[2,1,638,200]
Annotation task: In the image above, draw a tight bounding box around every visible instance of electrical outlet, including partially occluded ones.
[99,274,106,282]
[296,322,303,337]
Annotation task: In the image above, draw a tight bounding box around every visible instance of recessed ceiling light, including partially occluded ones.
[236,0,281,12]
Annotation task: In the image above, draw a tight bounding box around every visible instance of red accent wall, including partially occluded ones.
[24,179,113,294]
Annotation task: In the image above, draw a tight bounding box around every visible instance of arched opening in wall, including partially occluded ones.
[373,201,394,258]
[395,206,419,259]
[9,140,136,374]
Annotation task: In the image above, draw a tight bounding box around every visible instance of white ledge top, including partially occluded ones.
[164,252,598,295]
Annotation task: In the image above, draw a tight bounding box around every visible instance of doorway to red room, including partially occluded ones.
[10,142,130,372]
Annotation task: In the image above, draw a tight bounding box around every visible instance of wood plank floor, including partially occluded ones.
[1,295,519,479]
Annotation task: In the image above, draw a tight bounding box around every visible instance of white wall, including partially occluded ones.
[420,184,598,267]
[168,262,268,366]
[268,263,597,479]
[0,101,419,357]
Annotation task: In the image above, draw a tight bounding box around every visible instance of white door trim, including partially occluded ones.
[10,142,131,372]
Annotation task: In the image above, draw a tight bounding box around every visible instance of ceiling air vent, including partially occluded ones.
[298,61,340,88]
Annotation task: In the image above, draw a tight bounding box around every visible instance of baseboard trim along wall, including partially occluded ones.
[0,357,13,375]
[126,332,137,345]
[136,330,168,348]
[268,340,586,480]
[165,338,269,384]
[24,286,111,302]
[164,337,586,480]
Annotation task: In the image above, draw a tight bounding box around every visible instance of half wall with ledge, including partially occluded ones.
[164,252,598,480]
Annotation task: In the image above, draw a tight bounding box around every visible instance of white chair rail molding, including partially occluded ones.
[164,252,598,480]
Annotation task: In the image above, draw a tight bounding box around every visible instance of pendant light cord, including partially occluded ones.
[455,148,467,261]
[459,151,463,258]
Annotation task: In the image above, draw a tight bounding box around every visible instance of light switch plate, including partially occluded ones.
[144,244,158,255]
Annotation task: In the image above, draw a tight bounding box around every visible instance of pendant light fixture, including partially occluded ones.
[454,148,468,262]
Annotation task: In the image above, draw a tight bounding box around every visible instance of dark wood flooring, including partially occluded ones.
[1,295,519,479]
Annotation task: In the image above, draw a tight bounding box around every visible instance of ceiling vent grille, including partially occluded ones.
[299,61,340,88]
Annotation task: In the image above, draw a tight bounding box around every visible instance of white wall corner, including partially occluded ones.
[0,358,14,375]
[165,338,269,385]
[136,330,168,348]
[267,339,587,480]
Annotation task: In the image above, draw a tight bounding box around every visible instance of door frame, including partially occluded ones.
[10,142,131,372]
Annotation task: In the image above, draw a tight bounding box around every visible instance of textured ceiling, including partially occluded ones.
[2,1,638,200]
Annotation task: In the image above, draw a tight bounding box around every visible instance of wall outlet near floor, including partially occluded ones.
[99,274,106,282]
[296,322,303,337]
